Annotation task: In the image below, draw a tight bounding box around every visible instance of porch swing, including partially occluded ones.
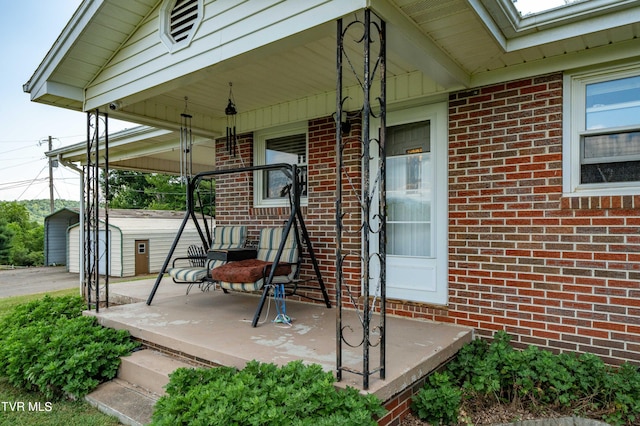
[146,163,332,327]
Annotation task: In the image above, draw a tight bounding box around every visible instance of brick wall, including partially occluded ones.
[443,72,640,365]
[213,72,640,366]
[214,117,362,303]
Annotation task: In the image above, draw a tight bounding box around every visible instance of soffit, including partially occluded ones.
[47,126,216,175]
[26,0,158,107]
[27,0,640,138]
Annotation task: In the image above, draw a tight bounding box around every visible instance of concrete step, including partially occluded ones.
[86,349,196,425]
[85,379,158,426]
[118,349,193,396]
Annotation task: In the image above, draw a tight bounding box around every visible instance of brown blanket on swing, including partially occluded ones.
[211,258,292,283]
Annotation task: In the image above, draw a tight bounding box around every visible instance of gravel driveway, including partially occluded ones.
[0,266,80,298]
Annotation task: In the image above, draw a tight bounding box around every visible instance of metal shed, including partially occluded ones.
[66,209,212,278]
[44,208,80,266]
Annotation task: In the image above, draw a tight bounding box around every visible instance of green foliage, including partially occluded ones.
[0,201,31,225]
[104,170,156,209]
[0,295,138,399]
[0,200,53,266]
[411,371,461,425]
[152,360,386,426]
[102,170,215,214]
[102,170,188,210]
[413,331,640,425]
[144,174,187,210]
[0,221,14,264]
[18,199,80,224]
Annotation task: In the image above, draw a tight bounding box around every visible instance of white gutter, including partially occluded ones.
[57,155,84,296]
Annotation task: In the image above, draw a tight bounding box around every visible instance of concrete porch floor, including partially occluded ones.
[88,278,473,402]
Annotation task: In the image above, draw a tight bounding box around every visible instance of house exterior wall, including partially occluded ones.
[441,72,640,365]
[214,72,640,366]
[214,116,363,301]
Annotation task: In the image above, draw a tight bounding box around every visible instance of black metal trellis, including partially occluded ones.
[84,109,109,311]
[336,9,386,390]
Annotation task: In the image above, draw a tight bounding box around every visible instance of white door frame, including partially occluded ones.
[368,102,448,305]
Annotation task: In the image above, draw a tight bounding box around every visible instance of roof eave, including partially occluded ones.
[470,0,640,52]
[23,0,103,103]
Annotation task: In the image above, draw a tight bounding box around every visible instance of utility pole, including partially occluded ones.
[48,136,54,213]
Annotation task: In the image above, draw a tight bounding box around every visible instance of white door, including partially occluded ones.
[370,103,448,305]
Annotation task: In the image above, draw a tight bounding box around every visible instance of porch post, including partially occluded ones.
[336,8,386,390]
[84,109,109,311]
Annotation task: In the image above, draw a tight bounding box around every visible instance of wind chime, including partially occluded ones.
[225,82,237,157]
[180,96,193,183]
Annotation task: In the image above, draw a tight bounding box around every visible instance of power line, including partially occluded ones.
[0,178,49,190]
[16,165,47,200]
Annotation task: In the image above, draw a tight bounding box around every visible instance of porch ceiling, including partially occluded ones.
[47,126,216,175]
[26,0,640,146]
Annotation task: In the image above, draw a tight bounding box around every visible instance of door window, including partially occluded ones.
[387,121,432,257]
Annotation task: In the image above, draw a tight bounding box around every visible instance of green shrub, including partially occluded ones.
[0,295,138,399]
[412,331,640,425]
[152,360,386,426]
[411,371,461,425]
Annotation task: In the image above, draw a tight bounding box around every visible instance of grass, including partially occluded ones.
[0,289,122,426]
[0,288,78,321]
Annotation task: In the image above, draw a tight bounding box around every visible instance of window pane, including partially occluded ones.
[264,133,307,199]
[582,131,640,162]
[581,160,640,184]
[580,132,640,184]
[586,75,640,130]
[387,222,431,257]
[386,121,432,257]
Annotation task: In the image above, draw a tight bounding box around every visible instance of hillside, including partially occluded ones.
[18,199,80,224]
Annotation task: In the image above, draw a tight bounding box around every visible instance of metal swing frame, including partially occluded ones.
[146,163,331,327]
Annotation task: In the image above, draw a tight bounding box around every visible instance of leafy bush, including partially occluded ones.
[411,371,461,425]
[412,331,640,425]
[152,360,386,426]
[0,295,138,399]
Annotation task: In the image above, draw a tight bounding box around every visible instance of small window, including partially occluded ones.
[159,0,203,53]
[138,243,146,254]
[254,123,308,207]
[564,65,640,195]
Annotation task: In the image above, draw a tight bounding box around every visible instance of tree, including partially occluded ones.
[0,201,30,226]
[0,202,43,266]
[103,170,154,209]
[144,174,187,210]
[101,170,214,214]
[0,221,14,264]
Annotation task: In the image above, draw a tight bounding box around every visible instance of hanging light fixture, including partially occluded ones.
[180,96,193,183]
[225,82,237,157]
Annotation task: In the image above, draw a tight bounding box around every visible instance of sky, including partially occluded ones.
[0,0,131,202]
[0,0,581,203]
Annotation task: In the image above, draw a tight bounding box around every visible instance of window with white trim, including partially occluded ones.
[254,123,308,207]
[564,64,640,195]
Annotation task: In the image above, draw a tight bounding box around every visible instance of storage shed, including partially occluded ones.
[44,208,80,266]
[67,209,212,278]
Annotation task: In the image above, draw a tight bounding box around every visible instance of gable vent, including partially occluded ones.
[170,0,199,43]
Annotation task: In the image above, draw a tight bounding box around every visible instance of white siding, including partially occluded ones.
[68,226,80,274]
[67,217,210,277]
[84,0,365,110]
